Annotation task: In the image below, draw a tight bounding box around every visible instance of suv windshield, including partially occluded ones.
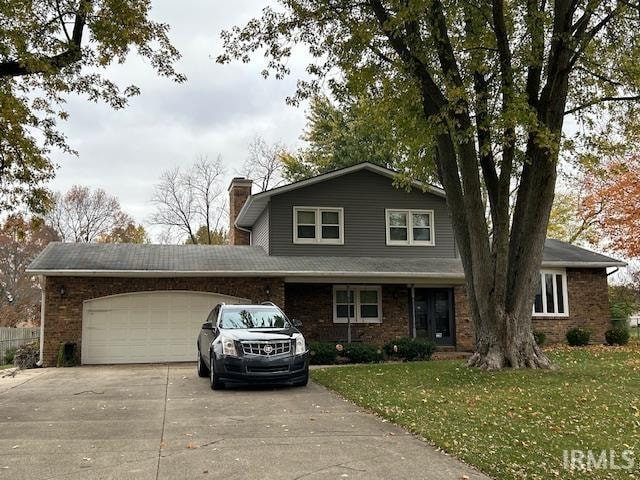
[219,308,290,329]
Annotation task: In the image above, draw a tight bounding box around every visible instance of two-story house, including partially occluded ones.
[28,163,625,366]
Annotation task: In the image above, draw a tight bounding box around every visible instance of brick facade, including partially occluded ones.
[42,276,284,367]
[285,284,411,345]
[453,268,611,350]
[41,268,611,366]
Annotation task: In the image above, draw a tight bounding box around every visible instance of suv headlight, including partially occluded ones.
[220,336,238,357]
[294,334,306,354]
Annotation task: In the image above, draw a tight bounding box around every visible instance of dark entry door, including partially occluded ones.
[414,288,454,346]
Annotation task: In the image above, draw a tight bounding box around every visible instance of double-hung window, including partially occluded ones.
[533,269,569,317]
[293,207,343,244]
[333,286,382,323]
[385,209,435,246]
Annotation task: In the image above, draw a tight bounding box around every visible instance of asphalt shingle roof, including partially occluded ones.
[26,239,624,278]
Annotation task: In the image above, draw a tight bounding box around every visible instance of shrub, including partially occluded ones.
[3,347,17,365]
[566,327,591,346]
[308,341,338,365]
[384,337,436,361]
[57,342,78,367]
[13,342,39,369]
[533,331,546,346]
[605,327,630,346]
[343,343,383,364]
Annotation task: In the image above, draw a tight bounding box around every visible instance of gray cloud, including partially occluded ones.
[48,1,309,238]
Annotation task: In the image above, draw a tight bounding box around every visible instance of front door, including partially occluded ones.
[413,288,455,346]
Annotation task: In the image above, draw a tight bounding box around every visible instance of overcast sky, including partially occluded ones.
[48,1,308,239]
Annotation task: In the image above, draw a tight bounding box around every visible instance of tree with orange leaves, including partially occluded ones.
[581,156,640,258]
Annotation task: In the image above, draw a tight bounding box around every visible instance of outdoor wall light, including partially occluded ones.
[59,285,66,297]
[264,285,271,297]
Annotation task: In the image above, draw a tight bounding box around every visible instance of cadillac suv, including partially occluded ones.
[196,302,309,390]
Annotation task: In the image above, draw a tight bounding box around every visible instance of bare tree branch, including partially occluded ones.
[150,157,227,244]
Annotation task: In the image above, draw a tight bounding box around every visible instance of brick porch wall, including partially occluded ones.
[285,284,410,345]
[454,268,611,350]
[42,276,284,367]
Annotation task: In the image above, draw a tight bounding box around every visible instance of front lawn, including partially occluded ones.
[312,345,640,479]
[0,364,13,370]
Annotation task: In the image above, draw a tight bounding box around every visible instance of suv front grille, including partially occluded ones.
[241,340,291,356]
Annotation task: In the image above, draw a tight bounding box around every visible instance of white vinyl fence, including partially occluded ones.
[0,327,39,364]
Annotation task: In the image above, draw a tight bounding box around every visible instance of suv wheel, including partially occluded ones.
[197,350,209,377]
[209,353,224,390]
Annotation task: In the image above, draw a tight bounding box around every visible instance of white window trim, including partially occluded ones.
[385,209,435,246]
[533,269,570,318]
[332,285,382,324]
[293,206,344,245]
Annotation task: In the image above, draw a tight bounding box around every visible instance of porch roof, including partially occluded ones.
[27,239,625,278]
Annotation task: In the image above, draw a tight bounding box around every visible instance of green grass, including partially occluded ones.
[0,364,13,370]
[312,345,640,479]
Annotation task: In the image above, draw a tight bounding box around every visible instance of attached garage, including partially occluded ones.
[81,291,248,364]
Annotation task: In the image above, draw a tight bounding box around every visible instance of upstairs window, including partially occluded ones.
[293,207,344,244]
[385,209,435,246]
[533,269,569,317]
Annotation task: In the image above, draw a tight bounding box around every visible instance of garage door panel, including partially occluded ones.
[82,291,248,364]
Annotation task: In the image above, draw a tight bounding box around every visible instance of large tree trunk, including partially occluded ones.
[466,286,553,370]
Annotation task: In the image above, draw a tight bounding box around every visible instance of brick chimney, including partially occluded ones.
[228,177,253,245]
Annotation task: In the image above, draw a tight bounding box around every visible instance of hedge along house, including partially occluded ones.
[27,163,625,366]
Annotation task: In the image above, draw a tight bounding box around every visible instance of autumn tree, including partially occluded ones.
[150,156,228,244]
[47,185,143,243]
[240,137,287,192]
[185,226,228,246]
[0,0,184,214]
[98,222,149,244]
[219,0,640,369]
[0,215,59,327]
[581,156,640,257]
[547,185,602,245]
[282,95,432,182]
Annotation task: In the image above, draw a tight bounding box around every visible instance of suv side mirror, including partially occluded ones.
[201,322,214,330]
[292,319,303,328]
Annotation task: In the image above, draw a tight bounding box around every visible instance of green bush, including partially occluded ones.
[566,327,591,346]
[605,327,630,346]
[343,343,383,364]
[13,342,39,369]
[384,337,436,361]
[308,341,338,365]
[3,347,17,365]
[533,331,546,346]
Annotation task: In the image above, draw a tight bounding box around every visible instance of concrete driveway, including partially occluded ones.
[0,365,489,479]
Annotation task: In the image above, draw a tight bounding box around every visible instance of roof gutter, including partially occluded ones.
[541,261,627,268]
[25,268,467,279]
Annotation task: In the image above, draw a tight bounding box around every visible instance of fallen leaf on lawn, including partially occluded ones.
[186,442,197,449]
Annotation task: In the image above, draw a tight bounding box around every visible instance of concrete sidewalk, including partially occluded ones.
[0,364,489,479]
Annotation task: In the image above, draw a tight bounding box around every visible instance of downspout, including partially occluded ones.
[346,284,352,344]
[37,275,45,367]
[606,267,619,277]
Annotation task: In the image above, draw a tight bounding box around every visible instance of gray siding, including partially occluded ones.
[268,170,456,257]
[252,206,270,253]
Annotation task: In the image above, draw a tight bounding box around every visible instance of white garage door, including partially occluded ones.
[82,291,249,364]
